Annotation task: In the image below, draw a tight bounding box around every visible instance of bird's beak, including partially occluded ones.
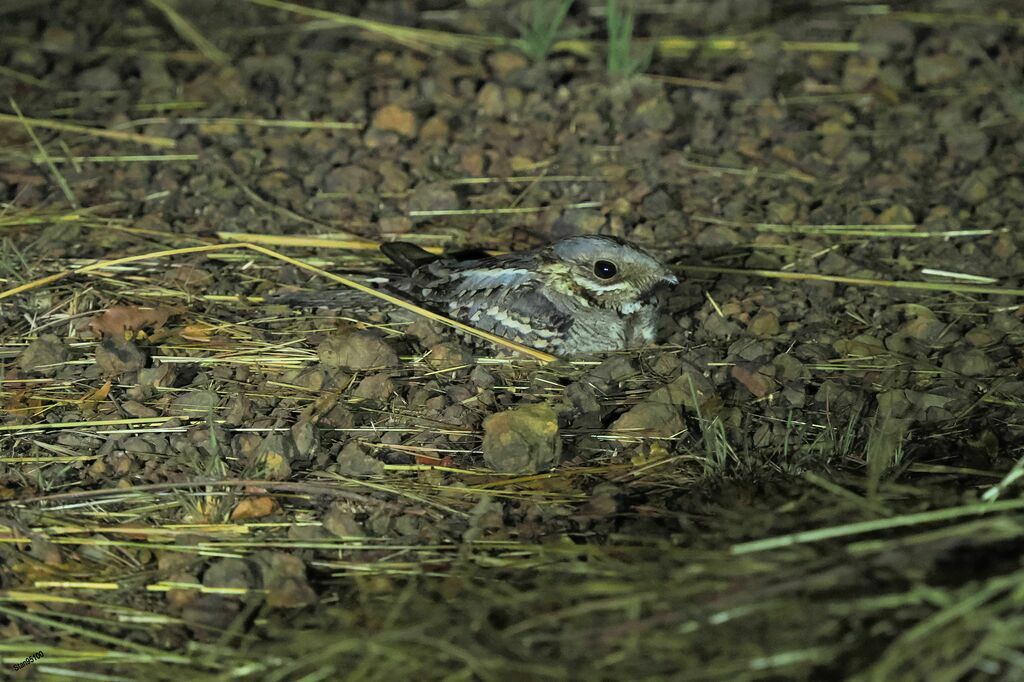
[662,271,679,286]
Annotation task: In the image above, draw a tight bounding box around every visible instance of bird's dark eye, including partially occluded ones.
[593,260,618,279]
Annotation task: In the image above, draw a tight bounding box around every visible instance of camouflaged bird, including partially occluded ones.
[380,236,678,355]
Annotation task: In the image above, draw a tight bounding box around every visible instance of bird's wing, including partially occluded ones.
[450,276,574,350]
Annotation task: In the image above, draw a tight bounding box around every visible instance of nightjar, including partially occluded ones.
[380,236,678,355]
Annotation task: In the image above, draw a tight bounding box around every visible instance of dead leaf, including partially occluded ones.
[89,305,185,339]
[3,390,46,419]
[230,496,279,521]
[415,453,454,466]
[80,380,112,410]
[731,365,774,398]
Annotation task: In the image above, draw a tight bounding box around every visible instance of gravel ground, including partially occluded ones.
[2,1,1024,679]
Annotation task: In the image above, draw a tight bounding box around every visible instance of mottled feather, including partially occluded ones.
[380,236,678,355]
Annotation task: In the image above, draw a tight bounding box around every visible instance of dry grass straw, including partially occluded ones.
[8,98,77,207]
[677,263,1024,298]
[145,0,230,65]
[0,112,176,148]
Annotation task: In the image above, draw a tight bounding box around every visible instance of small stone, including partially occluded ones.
[914,53,966,86]
[813,380,862,411]
[427,342,473,369]
[488,50,528,79]
[290,419,318,458]
[834,335,886,357]
[842,55,879,90]
[611,400,685,438]
[878,204,914,225]
[944,127,989,163]
[748,311,780,337]
[95,337,147,376]
[182,595,240,637]
[379,215,412,234]
[121,401,159,417]
[408,182,459,214]
[352,373,395,401]
[731,365,774,397]
[482,403,561,474]
[550,208,606,238]
[288,366,330,392]
[958,169,997,205]
[941,349,994,377]
[630,97,675,132]
[320,405,355,429]
[322,165,378,194]
[640,190,672,219]
[695,224,741,247]
[318,331,399,370]
[772,353,804,381]
[322,503,365,538]
[419,115,450,142]
[899,316,957,347]
[18,334,69,374]
[76,64,121,91]
[171,390,220,415]
[703,314,741,339]
[41,26,75,53]
[203,558,256,591]
[964,326,1003,347]
[256,433,298,480]
[477,82,505,117]
[336,441,384,476]
[611,367,714,437]
[372,103,417,137]
[258,552,317,609]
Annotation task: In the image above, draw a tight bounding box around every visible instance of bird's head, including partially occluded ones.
[540,235,678,309]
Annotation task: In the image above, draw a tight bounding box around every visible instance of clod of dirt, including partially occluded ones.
[256,433,298,480]
[318,331,399,370]
[941,349,995,377]
[611,366,714,437]
[323,503,365,538]
[913,53,966,86]
[482,403,561,474]
[747,310,780,337]
[290,419,319,459]
[18,334,69,374]
[257,552,317,609]
[352,373,396,401]
[426,342,473,369]
[94,337,148,376]
[630,97,676,132]
[171,390,220,415]
[731,365,774,398]
[336,441,384,476]
[372,103,417,137]
[203,557,257,591]
[182,595,241,639]
[408,182,459,215]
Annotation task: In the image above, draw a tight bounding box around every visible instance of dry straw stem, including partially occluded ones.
[553,36,860,59]
[242,0,506,51]
[129,116,360,130]
[0,241,557,362]
[8,98,77,207]
[0,113,176,148]
[677,264,1024,298]
[731,497,1024,554]
[242,0,859,58]
[145,0,230,65]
